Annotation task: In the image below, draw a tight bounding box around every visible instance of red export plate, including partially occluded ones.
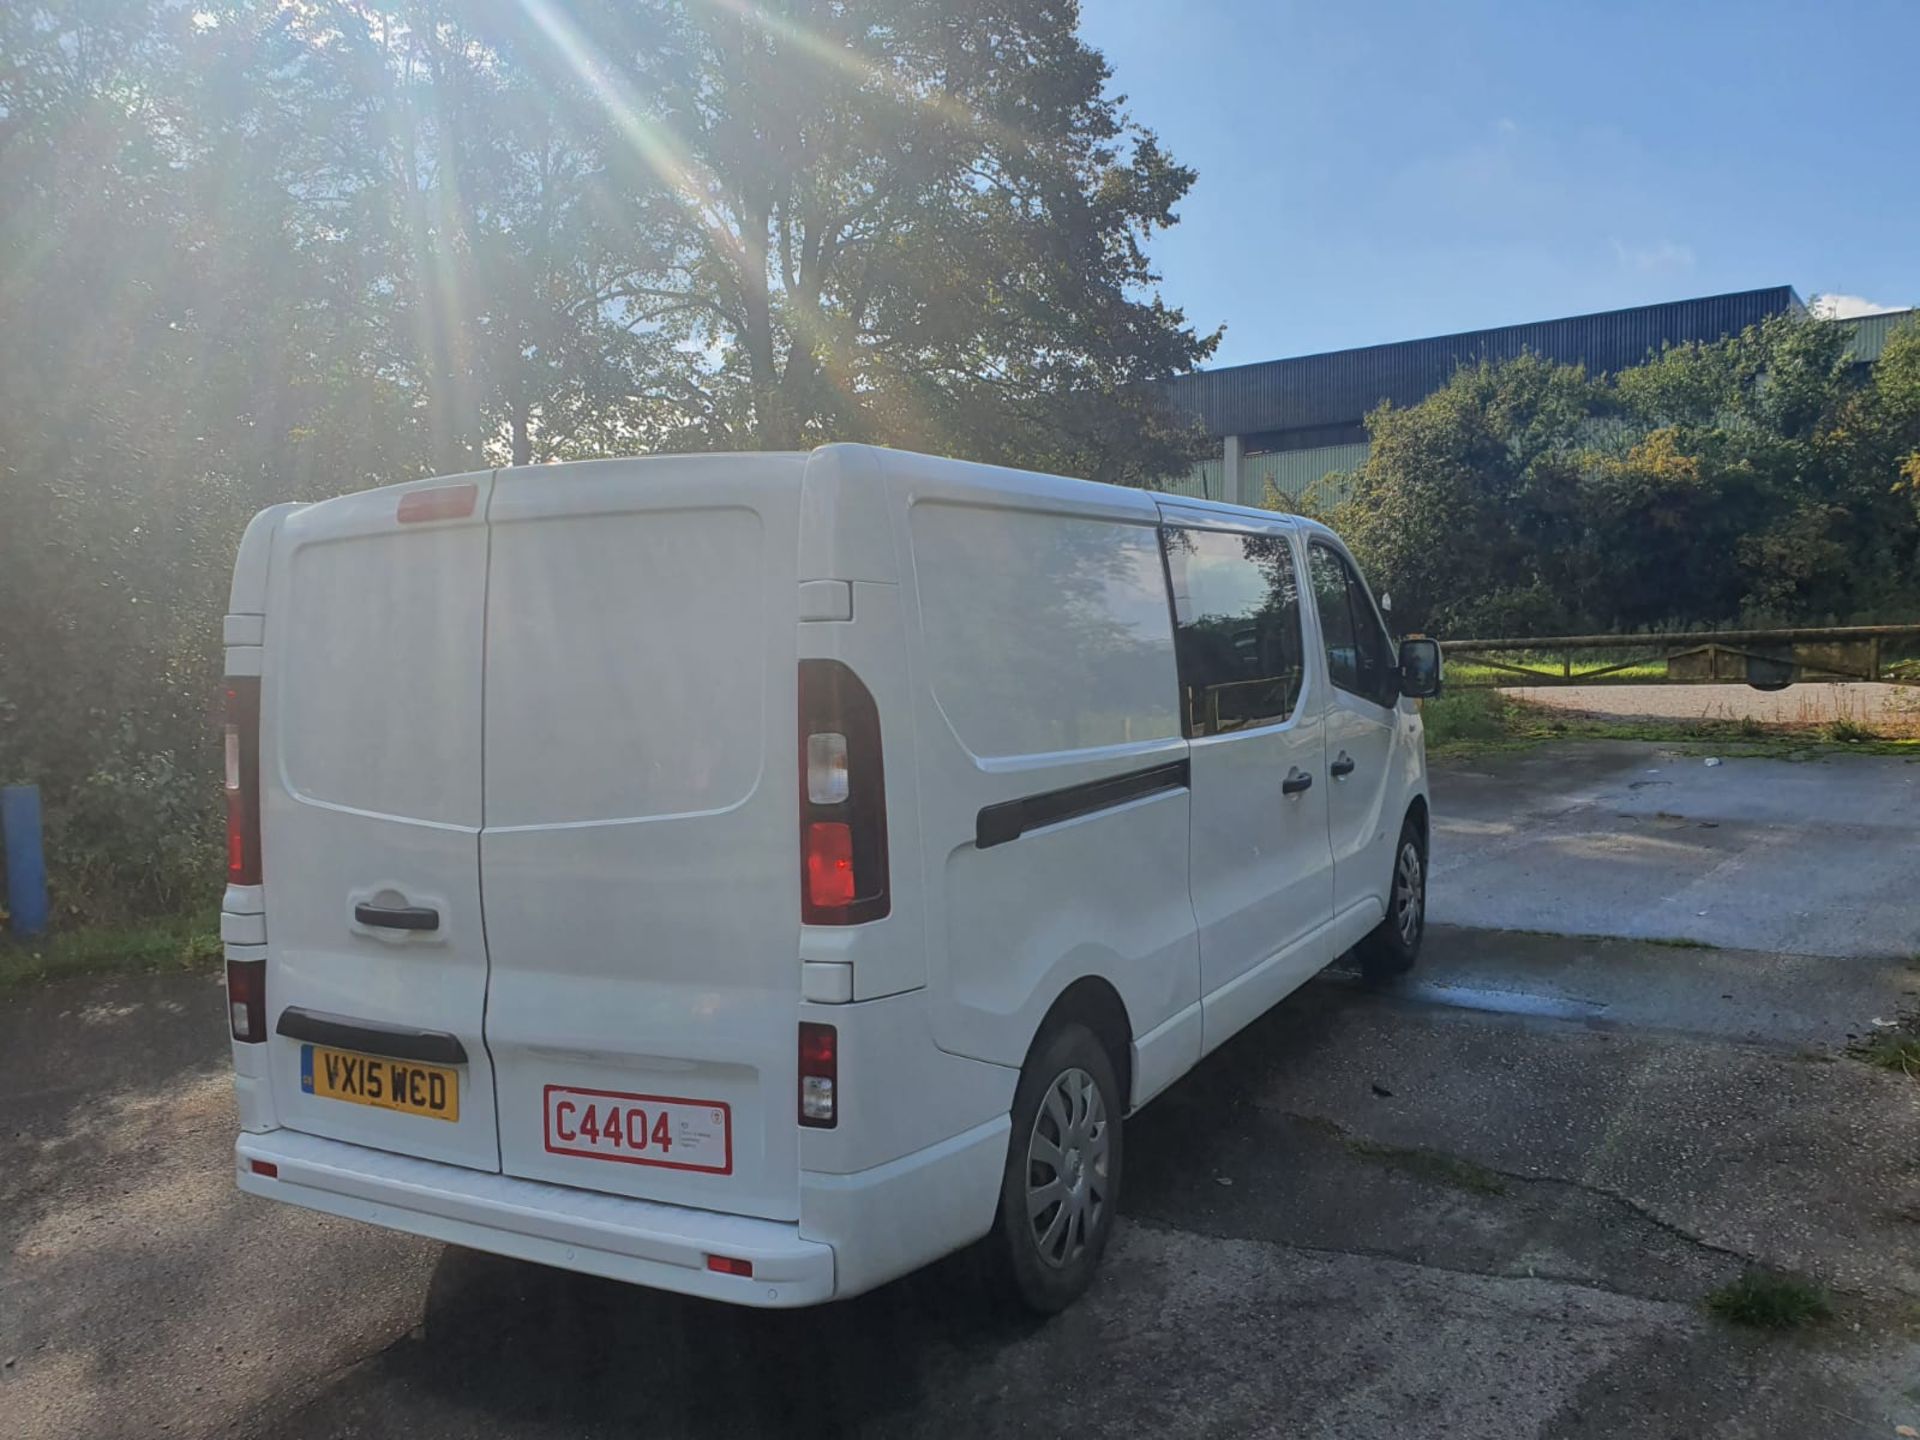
[542,1084,732,1174]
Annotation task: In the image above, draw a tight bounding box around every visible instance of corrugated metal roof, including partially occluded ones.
[1840,309,1917,364]
[1166,287,1802,438]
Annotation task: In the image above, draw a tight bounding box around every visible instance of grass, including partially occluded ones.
[0,908,221,991]
[1703,1269,1834,1330]
[1422,688,1920,761]
[1421,687,1516,750]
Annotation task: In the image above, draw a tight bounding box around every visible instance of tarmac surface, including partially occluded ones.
[4,740,1918,1439]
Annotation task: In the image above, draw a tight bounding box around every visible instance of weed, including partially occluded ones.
[1824,717,1878,744]
[1703,1269,1833,1329]
[1853,1031,1920,1077]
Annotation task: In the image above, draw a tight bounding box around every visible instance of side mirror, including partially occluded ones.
[1398,637,1443,699]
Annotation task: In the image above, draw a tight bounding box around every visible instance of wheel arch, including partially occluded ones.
[1404,792,1430,850]
[1025,976,1135,1113]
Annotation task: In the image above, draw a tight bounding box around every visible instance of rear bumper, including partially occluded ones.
[235,1130,836,1307]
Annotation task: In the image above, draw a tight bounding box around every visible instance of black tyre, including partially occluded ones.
[989,1021,1124,1314]
[1356,814,1426,982]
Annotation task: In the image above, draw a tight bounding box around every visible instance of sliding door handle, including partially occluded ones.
[1330,752,1356,779]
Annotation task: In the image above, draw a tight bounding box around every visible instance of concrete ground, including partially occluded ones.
[4,740,1919,1439]
[1508,680,1920,730]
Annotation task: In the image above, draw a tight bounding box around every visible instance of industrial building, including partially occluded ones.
[1162,286,1914,505]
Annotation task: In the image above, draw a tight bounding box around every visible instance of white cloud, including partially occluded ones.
[1808,293,1905,319]
[1610,237,1696,275]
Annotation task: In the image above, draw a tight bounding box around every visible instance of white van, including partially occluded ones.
[221,445,1440,1313]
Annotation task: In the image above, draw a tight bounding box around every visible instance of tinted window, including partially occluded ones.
[911,503,1179,759]
[1309,542,1398,709]
[1161,527,1306,737]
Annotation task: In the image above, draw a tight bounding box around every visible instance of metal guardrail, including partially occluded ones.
[1440,624,1920,689]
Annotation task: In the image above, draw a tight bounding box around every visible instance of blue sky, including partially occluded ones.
[1079,0,1919,368]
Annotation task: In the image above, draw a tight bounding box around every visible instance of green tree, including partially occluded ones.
[1330,314,1920,636]
[549,0,1217,481]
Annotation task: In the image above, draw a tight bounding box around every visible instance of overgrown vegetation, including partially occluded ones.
[0,0,1216,925]
[0,909,221,991]
[1420,690,1920,760]
[1703,1269,1834,1330]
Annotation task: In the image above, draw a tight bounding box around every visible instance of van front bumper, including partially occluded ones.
[235,1130,836,1307]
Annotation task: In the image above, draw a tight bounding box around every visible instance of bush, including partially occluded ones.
[46,743,221,923]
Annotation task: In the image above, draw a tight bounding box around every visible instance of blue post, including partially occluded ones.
[2,784,50,938]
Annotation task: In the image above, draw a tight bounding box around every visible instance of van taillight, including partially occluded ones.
[797,660,888,925]
[224,678,262,886]
[799,1022,837,1127]
[227,957,266,1043]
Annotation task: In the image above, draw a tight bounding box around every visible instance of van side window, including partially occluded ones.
[1161,527,1306,737]
[1309,542,1398,709]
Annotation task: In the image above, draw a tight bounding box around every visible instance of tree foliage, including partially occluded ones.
[1330,314,1920,636]
[0,0,1213,918]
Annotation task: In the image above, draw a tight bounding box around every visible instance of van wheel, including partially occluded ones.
[990,1022,1124,1314]
[1357,816,1425,981]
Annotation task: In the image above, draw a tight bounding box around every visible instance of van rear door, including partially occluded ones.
[260,475,501,1171]
[480,456,807,1222]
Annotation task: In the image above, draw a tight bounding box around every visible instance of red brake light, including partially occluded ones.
[797,660,888,925]
[805,823,856,910]
[799,1022,838,1128]
[396,482,477,523]
[224,678,262,886]
[705,1254,754,1277]
[227,957,266,1043]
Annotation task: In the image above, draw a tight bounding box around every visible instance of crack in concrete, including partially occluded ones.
[1121,1211,1701,1312]
[1271,1108,1768,1270]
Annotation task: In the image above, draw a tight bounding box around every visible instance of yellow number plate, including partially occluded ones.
[300,1044,459,1122]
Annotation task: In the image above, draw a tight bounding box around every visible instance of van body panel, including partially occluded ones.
[1183,709,1334,1036]
[894,465,1199,1072]
[259,473,501,1172]
[480,456,808,1222]
[1156,514,1337,1056]
[1303,532,1411,918]
[793,990,1015,1177]
[798,443,899,583]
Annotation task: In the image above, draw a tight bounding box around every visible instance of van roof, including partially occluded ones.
[1146,488,1309,532]
[343,447,1318,537]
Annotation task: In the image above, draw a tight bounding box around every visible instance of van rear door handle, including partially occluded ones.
[354,902,440,931]
[1282,768,1313,796]
[1331,752,1356,778]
